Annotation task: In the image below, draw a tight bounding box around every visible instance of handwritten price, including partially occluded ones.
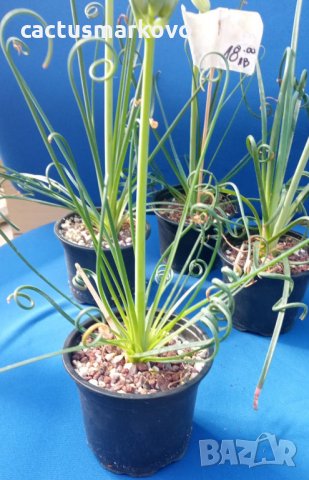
[182,7,263,75]
[224,44,256,69]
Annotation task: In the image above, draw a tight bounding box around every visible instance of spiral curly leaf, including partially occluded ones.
[68,37,118,88]
[7,289,35,310]
[72,268,97,292]
[220,265,241,282]
[189,168,218,191]
[207,276,235,312]
[44,163,65,192]
[272,291,308,321]
[118,13,130,27]
[189,202,222,230]
[253,255,307,409]
[85,2,104,20]
[48,133,75,165]
[198,52,227,89]
[264,96,279,116]
[252,237,269,270]
[0,9,53,69]
[75,307,103,331]
[199,65,223,91]
[188,258,208,277]
[82,322,108,347]
[12,38,29,57]
[154,264,174,286]
[89,57,117,83]
[246,135,258,159]
[6,285,76,325]
[257,143,275,164]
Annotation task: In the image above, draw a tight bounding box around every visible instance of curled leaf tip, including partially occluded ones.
[117,14,129,26]
[13,40,28,56]
[253,386,261,410]
[84,2,104,20]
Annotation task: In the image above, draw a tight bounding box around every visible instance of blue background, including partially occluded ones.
[0,0,308,203]
[0,2,308,480]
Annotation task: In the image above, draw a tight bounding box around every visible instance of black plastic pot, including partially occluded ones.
[154,187,217,273]
[219,232,309,336]
[63,317,213,477]
[54,213,150,305]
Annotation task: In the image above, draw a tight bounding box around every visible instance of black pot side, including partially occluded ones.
[54,213,150,305]
[63,318,213,477]
[154,188,217,273]
[219,232,309,336]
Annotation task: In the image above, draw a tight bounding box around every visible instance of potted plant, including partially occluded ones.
[0,0,224,475]
[218,0,309,407]
[219,0,309,336]
[0,2,150,305]
[0,0,308,475]
[2,202,307,473]
[150,0,252,273]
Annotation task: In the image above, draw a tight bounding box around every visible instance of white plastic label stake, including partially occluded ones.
[182,6,263,76]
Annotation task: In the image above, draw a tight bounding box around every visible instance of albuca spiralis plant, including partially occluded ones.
[0,0,238,369]
[221,0,309,408]
[0,1,308,415]
[229,0,309,253]
[0,1,143,238]
[150,0,254,231]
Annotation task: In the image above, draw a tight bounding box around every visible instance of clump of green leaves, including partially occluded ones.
[0,1,142,241]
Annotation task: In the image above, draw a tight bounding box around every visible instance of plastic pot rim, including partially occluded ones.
[218,230,309,279]
[63,317,213,401]
[153,186,234,230]
[54,211,151,252]
[153,187,214,232]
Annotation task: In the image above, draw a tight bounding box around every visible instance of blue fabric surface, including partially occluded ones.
[0,216,308,480]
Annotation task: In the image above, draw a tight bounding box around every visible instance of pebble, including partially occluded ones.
[194,361,206,373]
[105,353,115,361]
[112,354,124,364]
[72,332,211,396]
[89,379,99,386]
[59,214,134,248]
[78,366,90,377]
[110,372,120,383]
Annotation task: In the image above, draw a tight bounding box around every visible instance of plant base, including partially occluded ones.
[154,188,217,274]
[219,232,309,336]
[54,212,150,305]
[63,318,213,476]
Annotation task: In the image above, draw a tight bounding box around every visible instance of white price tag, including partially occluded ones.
[182,6,263,76]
